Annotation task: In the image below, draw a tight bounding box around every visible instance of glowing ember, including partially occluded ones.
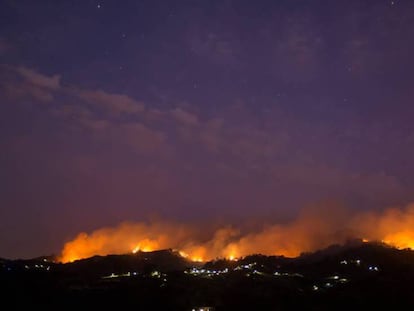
[178,250,204,262]
[191,257,204,262]
[382,232,414,250]
[131,239,159,253]
[58,203,414,263]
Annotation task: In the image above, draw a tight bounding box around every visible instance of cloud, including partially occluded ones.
[73,89,145,117]
[193,118,224,152]
[0,65,60,102]
[0,64,407,210]
[16,66,61,90]
[64,89,168,155]
[53,106,167,155]
[199,130,221,152]
[51,104,93,119]
[78,117,111,131]
[1,65,172,156]
[120,122,167,154]
[171,107,199,126]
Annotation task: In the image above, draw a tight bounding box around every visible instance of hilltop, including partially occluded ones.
[2,241,414,310]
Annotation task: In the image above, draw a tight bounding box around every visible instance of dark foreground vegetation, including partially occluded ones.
[2,241,414,310]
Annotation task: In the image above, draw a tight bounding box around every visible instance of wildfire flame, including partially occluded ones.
[131,239,159,253]
[58,203,414,263]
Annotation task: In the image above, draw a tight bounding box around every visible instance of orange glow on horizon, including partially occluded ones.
[58,203,414,264]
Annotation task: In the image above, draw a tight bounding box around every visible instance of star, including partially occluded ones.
[97,4,101,9]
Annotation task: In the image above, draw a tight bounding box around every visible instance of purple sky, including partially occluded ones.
[1,0,414,259]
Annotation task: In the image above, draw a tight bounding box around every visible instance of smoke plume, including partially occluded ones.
[59,202,414,263]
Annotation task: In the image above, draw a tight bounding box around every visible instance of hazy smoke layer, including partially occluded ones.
[59,203,414,263]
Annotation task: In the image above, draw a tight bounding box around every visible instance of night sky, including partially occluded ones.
[1,0,414,259]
